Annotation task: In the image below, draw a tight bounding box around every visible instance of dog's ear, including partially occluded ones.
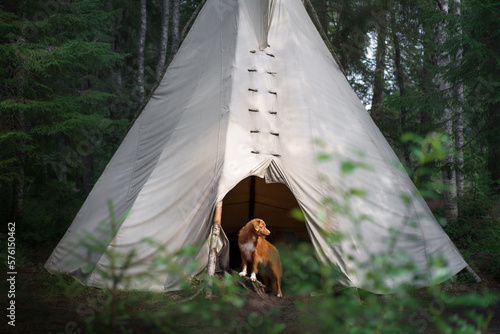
[252,219,262,231]
[252,219,260,231]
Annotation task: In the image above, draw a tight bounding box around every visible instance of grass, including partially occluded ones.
[2,181,500,333]
[2,235,499,334]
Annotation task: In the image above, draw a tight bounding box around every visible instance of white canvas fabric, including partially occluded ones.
[45,0,467,293]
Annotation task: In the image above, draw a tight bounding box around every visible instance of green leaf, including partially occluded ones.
[349,188,367,197]
[291,208,305,221]
[317,152,332,162]
[341,161,356,175]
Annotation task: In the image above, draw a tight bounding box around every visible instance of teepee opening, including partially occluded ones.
[221,176,308,269]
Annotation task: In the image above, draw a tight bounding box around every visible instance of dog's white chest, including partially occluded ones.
[240,240,256,261]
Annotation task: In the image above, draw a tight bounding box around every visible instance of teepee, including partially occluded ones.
[45,0,470,293]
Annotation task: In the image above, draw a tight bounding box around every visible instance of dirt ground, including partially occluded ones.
[173,265,500,334]
[235,270,500,334]
[4,246,500,334]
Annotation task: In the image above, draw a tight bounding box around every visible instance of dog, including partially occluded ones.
[238,218,282,298]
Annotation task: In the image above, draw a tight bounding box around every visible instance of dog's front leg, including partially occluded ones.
[250,259,259,282]
[239,251,248,277]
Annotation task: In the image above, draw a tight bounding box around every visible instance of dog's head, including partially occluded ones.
[251,219,271,238]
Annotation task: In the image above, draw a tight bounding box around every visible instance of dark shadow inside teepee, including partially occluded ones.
[221,176,309,269]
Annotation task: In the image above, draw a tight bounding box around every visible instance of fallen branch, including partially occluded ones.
[231,270,267,299]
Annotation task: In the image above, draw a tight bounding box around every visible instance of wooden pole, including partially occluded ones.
[205,201,223,298]
[248,176,256,221]
[207,200,223,277]
[304,0,347,77]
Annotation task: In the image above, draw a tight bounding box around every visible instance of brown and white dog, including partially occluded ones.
[238,218,282,298]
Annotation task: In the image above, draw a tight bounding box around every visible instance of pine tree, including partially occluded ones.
[0,0,124,220]
[452,0,465,205]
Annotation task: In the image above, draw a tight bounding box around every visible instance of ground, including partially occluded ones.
[3,246,500,334]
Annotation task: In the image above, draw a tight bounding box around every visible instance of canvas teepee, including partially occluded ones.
[45,0,469,293]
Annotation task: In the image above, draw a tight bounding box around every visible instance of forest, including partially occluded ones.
[1,0,499,333]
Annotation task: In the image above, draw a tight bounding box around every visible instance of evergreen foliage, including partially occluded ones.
[0,0,497,264]
[0,0,499,331]
[0,0,496,254]
[0,0,126,223]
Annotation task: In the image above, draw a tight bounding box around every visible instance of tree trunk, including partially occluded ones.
[419,93,433,187]
[109,1,130,120]
[419,26,435,188]
[419,55,433,134]
[454,98,464,202]
[315,0,329,34]
[58,137,67,183]
[138,0,147,104]
[441,111,458,222]
[453,0,464,205]
[80,150,94,196]
[391,9,411,170]
[12,4,27,222]
[11,110,25,222]
[434,0,458,222]
[155,0,170,82]
[171,0,180,53]
[371,18,387,124]
[488,101,500,194]
[12,160,24,222]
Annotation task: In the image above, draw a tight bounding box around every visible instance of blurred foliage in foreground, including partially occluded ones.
[34,132,498,334]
